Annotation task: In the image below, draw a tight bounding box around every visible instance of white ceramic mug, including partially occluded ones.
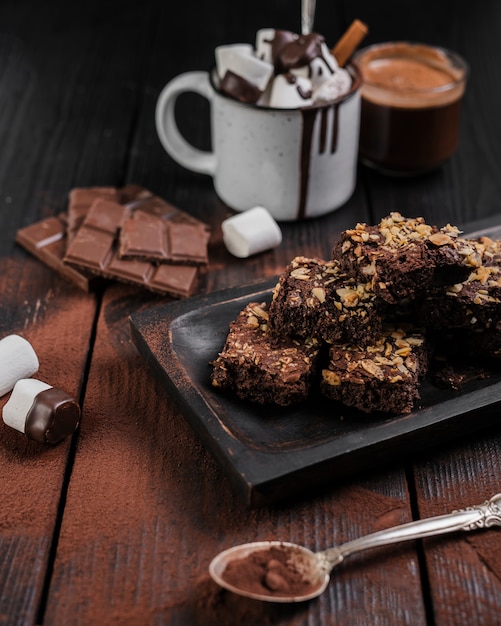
[155,67,362,221]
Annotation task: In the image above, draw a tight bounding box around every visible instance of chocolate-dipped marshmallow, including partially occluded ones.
[0,334,39,397]
[3,379,80,444]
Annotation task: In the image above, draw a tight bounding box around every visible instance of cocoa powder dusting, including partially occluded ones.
[0,257,451,623]
[0,282,96,535]
[190,575,305,626]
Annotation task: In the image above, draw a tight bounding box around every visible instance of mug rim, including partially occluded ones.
[209,62,362,112]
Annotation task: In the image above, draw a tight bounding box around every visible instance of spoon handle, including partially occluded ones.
[301,0,316,35]
[321,493,501,571]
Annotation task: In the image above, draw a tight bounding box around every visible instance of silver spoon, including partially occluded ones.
[301,0,316,35]
[209,493,501,603]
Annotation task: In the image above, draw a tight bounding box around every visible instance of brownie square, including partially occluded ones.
[320,324,428,414]
[211,302,321,406]
[268,256,385,346]
[419,265,501,331]
[332,212,480,303]
[431,326,501,365]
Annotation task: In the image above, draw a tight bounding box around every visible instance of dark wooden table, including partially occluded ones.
[1,1,501,624]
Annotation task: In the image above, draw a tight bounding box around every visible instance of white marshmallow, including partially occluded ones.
[0,334,39,397]
[255,28,276,63]
[320,42,340,74]
[3,379,51,433]
[269,74,313,108]
[288,65,309,81]
[290,43,344,91]
[313,68,352,103]
[257,81,273,106]
[222,207,282,258]
[219,50,274,92]
[215,44,253,81]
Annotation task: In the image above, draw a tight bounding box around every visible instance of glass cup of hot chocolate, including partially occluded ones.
[353,42,468,175]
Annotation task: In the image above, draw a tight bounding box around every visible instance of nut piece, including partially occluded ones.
[359,359,385,380]
[311,287,326,303]
[290,267,311,280]
[322,369,341,386]
[428,232,454,246]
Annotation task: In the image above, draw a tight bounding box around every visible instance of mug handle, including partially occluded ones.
[155,71,216,176]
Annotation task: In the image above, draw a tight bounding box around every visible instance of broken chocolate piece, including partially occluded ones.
[15,215,101,291]
[64,199,198,298]
[119,211,209,265]
[67,186,119,242]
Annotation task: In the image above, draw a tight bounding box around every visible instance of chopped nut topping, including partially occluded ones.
[428,232,454,246]
[335,287,359,307]
[249,303,269,320]
[323,325,425,389]
[311,287,326,303]
[322,370,341,386]
[247,315,259,328]
[360,360,385,380]
[290,267,311,280]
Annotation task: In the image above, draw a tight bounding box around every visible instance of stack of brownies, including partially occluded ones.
[16,185,210,299]
[211,213,501,415]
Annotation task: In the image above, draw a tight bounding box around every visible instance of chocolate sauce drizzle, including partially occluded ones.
[273,32,327,74]
[227,29,353,220]
[266,30,342,218]
[272,32,335,103]
[298,103,340,219]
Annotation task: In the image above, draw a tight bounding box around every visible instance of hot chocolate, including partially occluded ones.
[354,42,468,174]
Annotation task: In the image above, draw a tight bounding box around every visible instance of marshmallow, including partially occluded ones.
[255,28,276,63]
[215,44,254,80]
[219,50,274,92]
[0,334,39,397]
[269,74,313,108]
[290,42,340,88]
[3,378,80,445]
[216,29,353,109]
[319,42,341,74]
[222,207,282,258]
[313,68,352,103]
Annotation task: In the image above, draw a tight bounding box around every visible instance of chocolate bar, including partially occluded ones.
[16,215,101,291]
[119,210,210,265]
[119,183,154,206]
[118,186,210,265]
[67,186,119,242]
[63,199,198,298]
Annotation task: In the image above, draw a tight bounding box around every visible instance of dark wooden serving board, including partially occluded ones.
[130,220,501,506]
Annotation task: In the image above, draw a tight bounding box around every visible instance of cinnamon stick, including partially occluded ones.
[332,19,368,67]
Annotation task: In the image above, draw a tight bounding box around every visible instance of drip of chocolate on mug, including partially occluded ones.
[296,20,367,219]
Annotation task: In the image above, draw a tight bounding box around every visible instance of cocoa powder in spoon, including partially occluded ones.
[221,545,321,598]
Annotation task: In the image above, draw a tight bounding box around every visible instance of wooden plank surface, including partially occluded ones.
[42,285,425,625]
[356,2,501,622]
[0,260,98,625]
[0,0,500,624]
[413,433,501,626]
